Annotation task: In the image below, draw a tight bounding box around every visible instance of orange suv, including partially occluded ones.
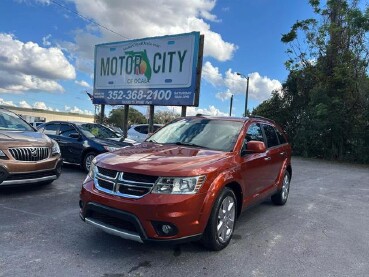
[0,108,62,187]
[80,116,292,250]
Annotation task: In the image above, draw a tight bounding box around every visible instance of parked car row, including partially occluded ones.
[37,121,138,171]
[1,107,293,251]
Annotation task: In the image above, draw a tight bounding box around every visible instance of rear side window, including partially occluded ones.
[43,124,59,135]
[262,124,279,148]
[135,125,148,134]
[59,124,77,138]
[276,128,287,144]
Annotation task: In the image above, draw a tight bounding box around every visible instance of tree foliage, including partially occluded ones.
[253,0,369,163]
[107,107,147,128]
[154,110,180,124]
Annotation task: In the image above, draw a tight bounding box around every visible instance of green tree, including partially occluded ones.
[107,107,147,128]
[154,110,180,124]
[255,0,369,162]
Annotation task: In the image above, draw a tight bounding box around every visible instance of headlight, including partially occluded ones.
[0,150,7,159]
[51,140,60,155]
[152,176,206,194]
[88,158,98,179]
[104,146,120,152]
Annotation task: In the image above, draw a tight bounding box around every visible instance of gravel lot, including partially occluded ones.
[1,157,368,277]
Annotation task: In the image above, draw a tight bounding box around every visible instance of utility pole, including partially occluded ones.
[229,95,233,116]
[236,72,250,117]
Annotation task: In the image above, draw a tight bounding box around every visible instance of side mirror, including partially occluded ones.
[69,133,80,139]
[242,141,266,155]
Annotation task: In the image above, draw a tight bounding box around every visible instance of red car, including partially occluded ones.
[80,115,292,251]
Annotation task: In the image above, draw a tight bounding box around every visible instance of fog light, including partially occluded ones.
[162,224,172,234]
[152,221,178,236]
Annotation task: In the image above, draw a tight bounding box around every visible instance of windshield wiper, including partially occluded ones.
[146,139,158,143]
[175,141,207,148]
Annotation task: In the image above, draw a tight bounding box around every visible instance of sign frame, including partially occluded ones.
[93,32,202,107]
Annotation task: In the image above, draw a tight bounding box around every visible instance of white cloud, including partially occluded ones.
[33,101,53,111]
[64,105,93,115]
[168,105,228,117]
[203,62,282,102]
[0,98,16,107]
[75,80,91,88]
[19,100,32,108]
[215,89,233,101]
[0,33,76,93]
[63,0,236,72]
[42,34,52,46]
[202,61,223,86]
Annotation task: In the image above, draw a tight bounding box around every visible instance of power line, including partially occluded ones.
[49,0,130,40]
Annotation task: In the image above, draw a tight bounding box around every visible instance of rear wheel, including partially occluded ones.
[271,171,291,205]
[202,187,237,251]
[82,151,96,172]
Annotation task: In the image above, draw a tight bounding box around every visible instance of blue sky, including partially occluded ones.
[0,0,314,117]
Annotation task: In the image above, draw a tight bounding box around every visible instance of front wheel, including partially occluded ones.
[201,187,237,251]
[82,151,96,172]
[271,171,291,205]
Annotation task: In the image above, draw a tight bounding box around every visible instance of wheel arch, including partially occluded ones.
[225,182,243,218]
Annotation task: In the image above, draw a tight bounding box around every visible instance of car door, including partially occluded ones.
[57,123,84,163]
[261,124,285,188]
[240,122,270,201]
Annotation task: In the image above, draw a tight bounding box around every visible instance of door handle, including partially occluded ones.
[279,152,285,156]
[264,157,271,161]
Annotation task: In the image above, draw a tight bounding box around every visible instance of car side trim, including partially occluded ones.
[84,217,144,243]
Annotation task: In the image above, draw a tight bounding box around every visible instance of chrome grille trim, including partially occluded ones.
[94,168,156,199]
[9,147,49,161]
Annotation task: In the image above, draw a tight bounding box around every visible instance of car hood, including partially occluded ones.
[96,142,232,176]
[0,131,52,147]
[91,137,133,147]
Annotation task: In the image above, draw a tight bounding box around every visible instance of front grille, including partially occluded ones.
[95,167,157,198]
[123,173,158,183]
[9,147,49,161]
[97,166,117,178]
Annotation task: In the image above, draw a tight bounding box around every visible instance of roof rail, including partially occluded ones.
[249,115,275,123]
[195,113,210,117]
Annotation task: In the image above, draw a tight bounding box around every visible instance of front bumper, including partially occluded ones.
[0,158,63,186]
[80,179,209,243]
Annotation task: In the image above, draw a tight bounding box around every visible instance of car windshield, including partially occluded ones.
[78,123,120,139]
[148,118,244,152]
[0,109,34,132]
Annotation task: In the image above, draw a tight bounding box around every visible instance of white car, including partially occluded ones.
[127,124,163,142]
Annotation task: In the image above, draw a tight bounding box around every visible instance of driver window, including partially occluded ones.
[245,123,263,142]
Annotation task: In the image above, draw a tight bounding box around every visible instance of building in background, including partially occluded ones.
[0,105,94,124]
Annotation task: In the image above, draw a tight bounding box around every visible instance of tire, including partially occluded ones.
[82,151,97,172]
[271,171,291,205]
[201,187,237,251]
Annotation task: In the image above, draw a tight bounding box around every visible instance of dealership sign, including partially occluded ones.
[93,32,201,106]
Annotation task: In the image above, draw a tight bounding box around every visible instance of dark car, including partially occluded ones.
[38,121,136,171]
[80,115,292,251]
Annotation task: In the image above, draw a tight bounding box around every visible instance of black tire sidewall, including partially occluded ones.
[272,171,291,205]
